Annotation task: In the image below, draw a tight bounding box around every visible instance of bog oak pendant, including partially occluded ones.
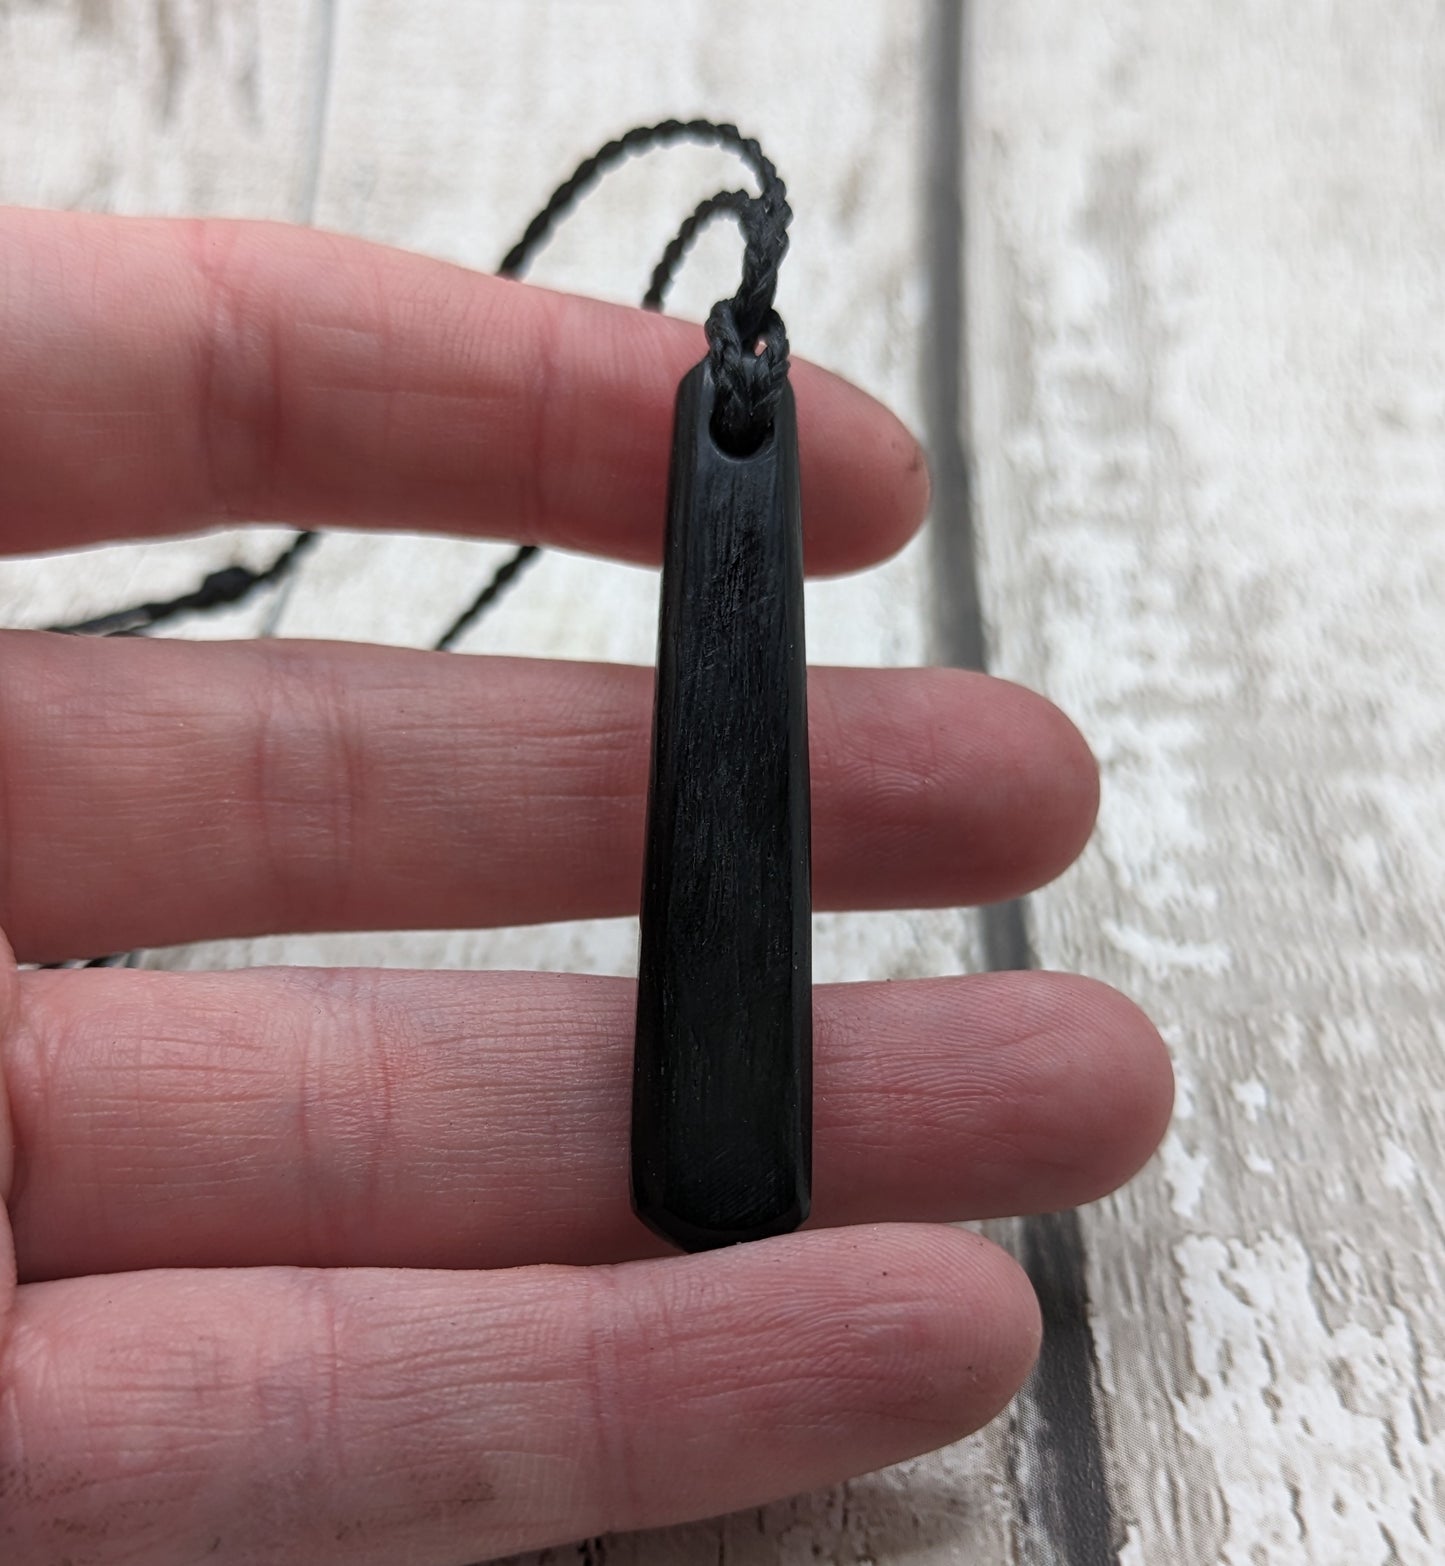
[631,359,812,1253]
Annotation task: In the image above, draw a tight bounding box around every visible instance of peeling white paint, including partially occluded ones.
[1160,1133,1209,1219]
[1100,919,1232,978]
[1380,1141,1418,1194]
[1232,1080,1269,1122]
[1175,1232,1445,1565]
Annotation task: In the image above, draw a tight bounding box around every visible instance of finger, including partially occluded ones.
[0,633,1098,961]
[0,931,15,1318]
[0,208,926,570]
[7,967,1169,1278]
[0,1226,1038,1565]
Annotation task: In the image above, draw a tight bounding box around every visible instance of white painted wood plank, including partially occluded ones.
[968,3,1445,1561]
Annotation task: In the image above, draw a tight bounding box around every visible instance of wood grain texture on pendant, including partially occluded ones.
[631,359,812,1253]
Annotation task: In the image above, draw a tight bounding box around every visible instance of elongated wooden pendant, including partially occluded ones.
[631,359,812,1253]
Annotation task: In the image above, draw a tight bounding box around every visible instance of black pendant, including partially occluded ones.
[631,359,812,1253]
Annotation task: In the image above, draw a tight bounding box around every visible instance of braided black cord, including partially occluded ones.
[643,190,755,310]
[431,182,756,651]
[433,542,539,653]
[498,118,791,454]
[45,529,318,636]
[435,121,791,650]
[37,953,133,971]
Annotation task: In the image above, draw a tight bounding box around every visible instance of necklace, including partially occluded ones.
[42,120,812,1254]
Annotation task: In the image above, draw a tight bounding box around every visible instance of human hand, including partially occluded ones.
[0,211,1172,1564]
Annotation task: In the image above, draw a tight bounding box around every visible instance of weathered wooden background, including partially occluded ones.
[0,2,1441,1563]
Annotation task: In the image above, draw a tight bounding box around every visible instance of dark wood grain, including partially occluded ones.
[631,359,811,1254]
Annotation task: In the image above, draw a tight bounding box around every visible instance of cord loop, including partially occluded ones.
[504,118,792,455]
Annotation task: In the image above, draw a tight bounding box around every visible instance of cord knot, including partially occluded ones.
[705,299,791,456]
[702,174,791,454]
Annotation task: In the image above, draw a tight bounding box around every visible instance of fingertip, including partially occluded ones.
[0,923,15,1277]
[755,1223,1043,1446]
[1047,696,1103,856]
[811,668,1101,910]
[1001,974,1175,1210]
[893,1224,1043,1432]
[794,363,931,574]
[1068,978,1175,1197]
[966,676,1101,898]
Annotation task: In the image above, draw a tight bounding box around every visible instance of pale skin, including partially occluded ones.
[0,210,1174,1564]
